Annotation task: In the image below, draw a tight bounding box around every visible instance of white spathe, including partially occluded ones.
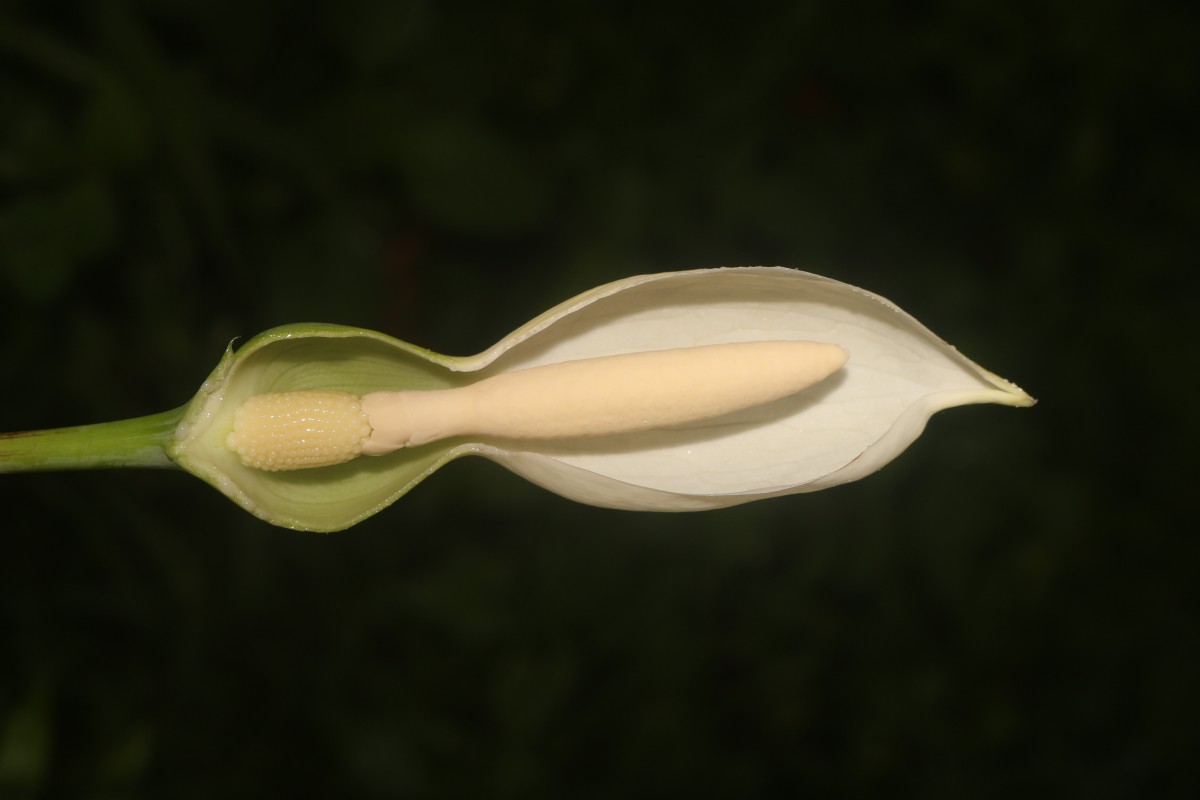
[434,267,1032,511]
[171,266,1033,531]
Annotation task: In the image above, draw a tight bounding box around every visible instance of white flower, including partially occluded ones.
[170,267,1033,530]
[453,267,1032,511]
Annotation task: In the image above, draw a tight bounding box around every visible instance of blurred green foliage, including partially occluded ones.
[1,0,1196,796]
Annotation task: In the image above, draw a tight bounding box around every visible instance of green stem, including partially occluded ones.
[0,406,185,473]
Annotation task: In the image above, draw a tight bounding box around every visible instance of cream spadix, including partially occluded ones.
[226,341,848,472]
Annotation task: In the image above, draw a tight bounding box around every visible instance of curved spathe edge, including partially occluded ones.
[474,380,1034,513]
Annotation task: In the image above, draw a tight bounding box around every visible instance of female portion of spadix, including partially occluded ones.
[226,340,848,472]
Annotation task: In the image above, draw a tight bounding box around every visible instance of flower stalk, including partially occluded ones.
[0,407,183,473]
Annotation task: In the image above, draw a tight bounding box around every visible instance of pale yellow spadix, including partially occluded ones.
[226,390,370,472]
[364,340,847,451]
[226,341,848,472]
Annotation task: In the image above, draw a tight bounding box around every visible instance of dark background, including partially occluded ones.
[1,0,1195,796]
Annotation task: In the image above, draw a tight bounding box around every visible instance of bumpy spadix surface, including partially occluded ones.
[227,390,369,471]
